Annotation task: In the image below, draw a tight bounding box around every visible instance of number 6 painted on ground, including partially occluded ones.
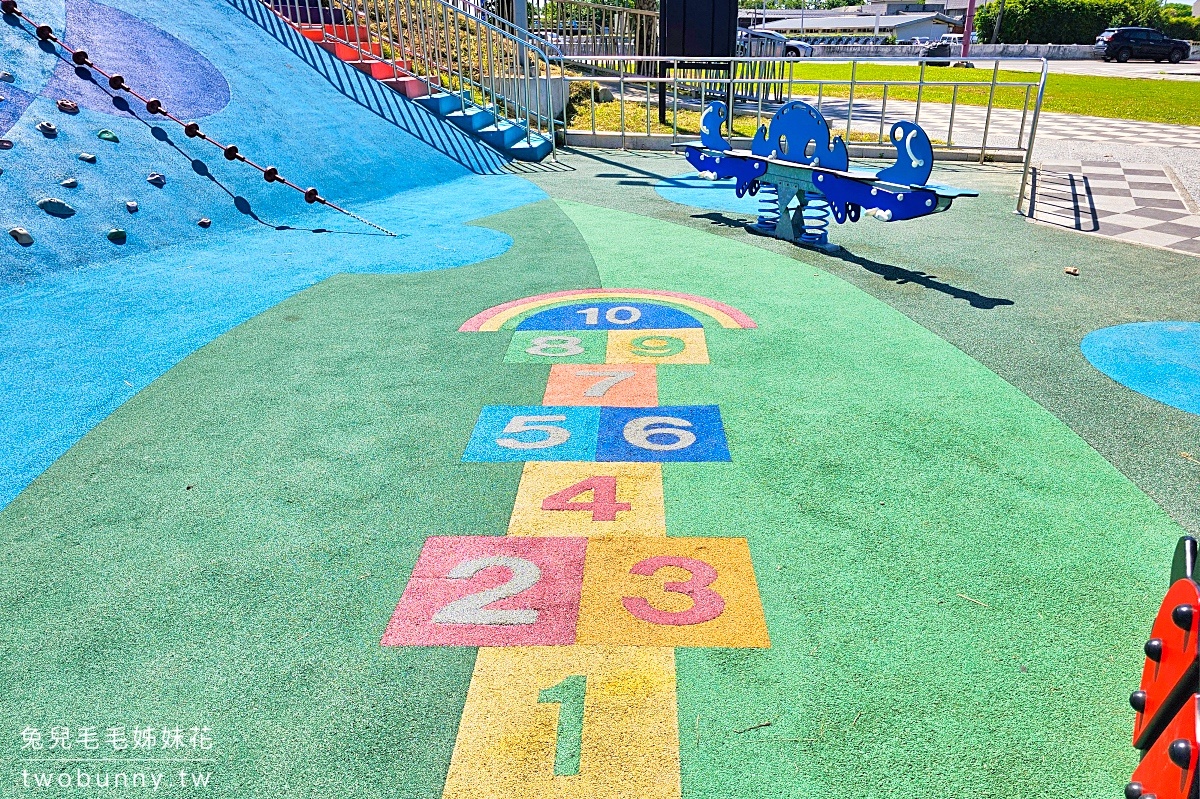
[622,555,725,626]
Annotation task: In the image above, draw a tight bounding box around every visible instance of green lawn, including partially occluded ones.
[760,63,1200,126]
[568,65,1200,131]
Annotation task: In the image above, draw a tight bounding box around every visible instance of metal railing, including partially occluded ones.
[560,55,1048,210]
[524,0,658,60]
[267,0,561,154]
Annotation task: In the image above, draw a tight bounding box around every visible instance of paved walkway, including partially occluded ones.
[1027,160,1200,256]
[990,58,1200,81]
[804,96,1200,151]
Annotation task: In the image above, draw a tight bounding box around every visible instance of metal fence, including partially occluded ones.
[560,55,1048,210]
[525,0,658,60]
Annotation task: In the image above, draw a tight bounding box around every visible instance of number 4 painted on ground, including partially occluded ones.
[541,476,632,522]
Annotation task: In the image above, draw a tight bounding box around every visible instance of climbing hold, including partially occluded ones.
[56,99,79,114]
[107,228,127,244]
[37,197,76,217]
[197,218,211,228]
[36,121,57,137]
[9,227,33,245]
[125,201,139,213]
[0,72,13,83]
[146,172,165,187]
[60,177,78,188]
[0,139,13,150]
[97,129,119,142]
[78,152,96,163]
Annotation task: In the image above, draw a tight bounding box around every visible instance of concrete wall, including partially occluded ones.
[809,42,1199,59]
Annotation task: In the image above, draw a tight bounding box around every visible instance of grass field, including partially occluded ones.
[567,65,1200,132]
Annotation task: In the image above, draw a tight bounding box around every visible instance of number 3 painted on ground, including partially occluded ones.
[622,555,725,626]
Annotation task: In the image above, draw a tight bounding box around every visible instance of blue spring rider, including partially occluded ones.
[677,101,977,252]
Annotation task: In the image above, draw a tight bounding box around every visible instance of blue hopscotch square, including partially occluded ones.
[463,405,601,462]
[596,405,731,462]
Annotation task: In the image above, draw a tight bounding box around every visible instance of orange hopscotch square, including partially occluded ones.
[576,537,770,648]
[542,364,658,407]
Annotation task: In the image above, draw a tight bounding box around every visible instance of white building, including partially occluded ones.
[756,11,957,40]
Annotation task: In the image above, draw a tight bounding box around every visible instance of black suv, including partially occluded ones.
[1093,27,1191,63]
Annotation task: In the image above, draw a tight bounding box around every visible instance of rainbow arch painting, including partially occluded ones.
[458,289,758,332]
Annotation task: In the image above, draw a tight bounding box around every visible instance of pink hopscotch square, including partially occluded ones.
[381,536,588,647]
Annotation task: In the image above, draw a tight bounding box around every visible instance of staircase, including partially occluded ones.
[267,0,560,162]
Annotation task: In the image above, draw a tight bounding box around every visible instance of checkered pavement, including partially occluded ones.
[1027,161,1200,256]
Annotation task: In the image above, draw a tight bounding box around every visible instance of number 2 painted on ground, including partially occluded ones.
[541,476,631,521]
[432,556,542,626]
[622,555,725,626]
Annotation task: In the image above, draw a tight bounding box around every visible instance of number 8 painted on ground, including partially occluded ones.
[622,555,725,626]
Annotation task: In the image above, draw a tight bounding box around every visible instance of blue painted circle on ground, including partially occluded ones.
[1082,321,1200,415]
[516,301,703,330]
[654,172,763,217]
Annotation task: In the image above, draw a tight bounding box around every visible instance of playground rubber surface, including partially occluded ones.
[3,3,1200,798]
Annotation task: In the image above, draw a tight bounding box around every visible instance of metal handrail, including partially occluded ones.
[561,55,1048,209]
[267,0,561,155]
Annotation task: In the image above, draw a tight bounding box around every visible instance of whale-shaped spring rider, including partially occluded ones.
[676,100,978,251]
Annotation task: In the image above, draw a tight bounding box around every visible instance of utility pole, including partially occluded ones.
[961,0,976,57]
[989,0,1006,44]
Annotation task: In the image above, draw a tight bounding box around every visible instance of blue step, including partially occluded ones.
[413,92,465,115]
[503,131,553,162]
[445,106,496,133]
[477,120,527,150]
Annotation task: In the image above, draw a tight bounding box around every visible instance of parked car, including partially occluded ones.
[785,39,814,57]
[938,32,979,46]
[908,36,932,46]
[1093,27,1191,63]
[737,28,813,58]
[737,27,787,58]
[919,40,952,66]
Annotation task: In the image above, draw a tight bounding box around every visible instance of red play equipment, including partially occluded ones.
[1128,536,1200,799]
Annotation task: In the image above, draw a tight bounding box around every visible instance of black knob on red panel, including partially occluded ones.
[1130,690,1147,713]
[1172,604,1195,630]
[1125,782,1143,799]
[1145,638,1164,662]
[1169,739,1193,769]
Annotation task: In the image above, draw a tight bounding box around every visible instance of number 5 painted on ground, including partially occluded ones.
[622,555,725,626]
[497,415,570,449]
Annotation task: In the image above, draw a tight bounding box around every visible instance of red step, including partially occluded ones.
[383,75,438,99]
[297,24,326,42]
[319,40,385,59]
[347,58,401,80]
[324,24,371,41]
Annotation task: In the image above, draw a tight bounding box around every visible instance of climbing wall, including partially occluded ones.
[0,0,545,510]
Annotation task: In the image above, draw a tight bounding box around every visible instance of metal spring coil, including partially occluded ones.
[756,183,780,233]
[800,191,831,246]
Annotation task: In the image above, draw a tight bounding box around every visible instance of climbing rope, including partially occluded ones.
[1,0,397,237]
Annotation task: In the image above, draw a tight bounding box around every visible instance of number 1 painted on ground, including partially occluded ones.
[538,675,586,776]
